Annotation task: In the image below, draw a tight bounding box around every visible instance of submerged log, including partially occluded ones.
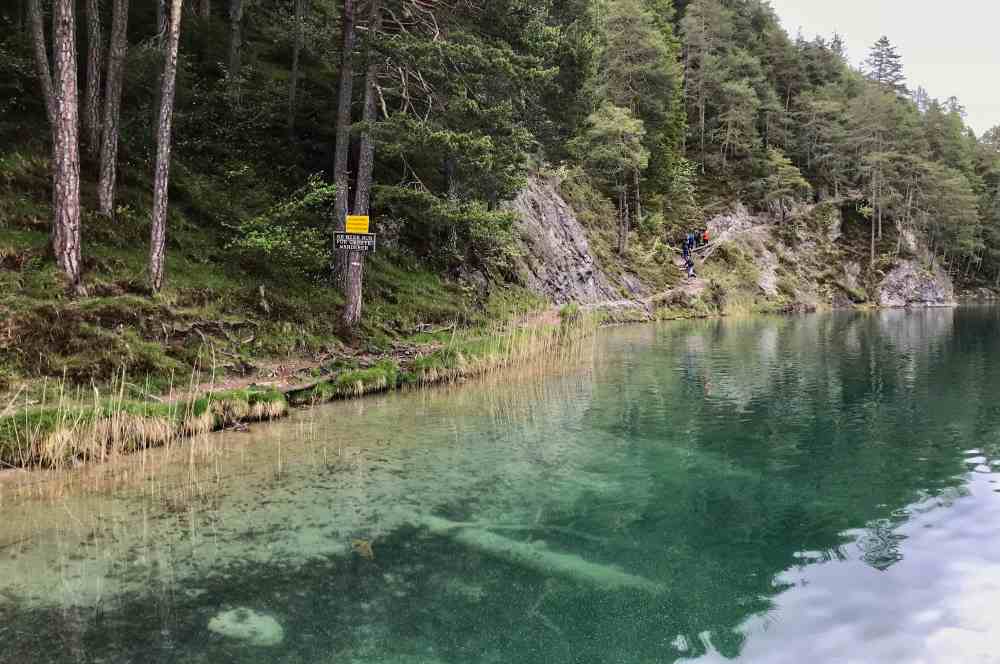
[407,513,665,595]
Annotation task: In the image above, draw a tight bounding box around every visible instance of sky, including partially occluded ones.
[766,0,1000,136]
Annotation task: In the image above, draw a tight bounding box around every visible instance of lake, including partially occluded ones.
[1,308,999,663]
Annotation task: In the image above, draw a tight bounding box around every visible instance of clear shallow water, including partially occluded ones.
[2,309,1000,663]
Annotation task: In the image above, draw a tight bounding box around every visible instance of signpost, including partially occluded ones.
[336,215,376,253]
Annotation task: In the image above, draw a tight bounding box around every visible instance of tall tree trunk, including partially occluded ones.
[228,0,243,76]
[97,0,130,217]
[199,0,209,18]
[342,0,381,329]
[83,0,103,158]
[332,0,356,289]
[149,0,183,293]
[617,182,628,255]
[633,167,641,231]
[27,0,55,125]
[51,0,84,294]
[156,0,166,41]
[287,0,304,137]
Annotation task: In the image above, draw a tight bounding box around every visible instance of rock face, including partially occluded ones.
[877,260,956,308]
[509,177,622,305]
[705,203,756,241]
[208,608,285,647]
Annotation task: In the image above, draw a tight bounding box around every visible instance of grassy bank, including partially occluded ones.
[0,308,598,469]
[0,383,288,468]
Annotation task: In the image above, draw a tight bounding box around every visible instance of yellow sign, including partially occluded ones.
[346,215,370,234]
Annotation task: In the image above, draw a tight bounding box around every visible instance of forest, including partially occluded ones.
[1,0,999,384]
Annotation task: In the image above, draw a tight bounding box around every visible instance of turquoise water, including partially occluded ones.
[2,308,1000,663]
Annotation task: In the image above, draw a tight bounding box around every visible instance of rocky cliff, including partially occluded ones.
[508,176,624,305]
[509,176,956,312]
[877,260,955,307]
[702,203,956,310]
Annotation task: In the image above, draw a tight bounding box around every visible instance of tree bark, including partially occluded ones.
[617,181,628,255]
[228,0,243,76]
[97,0,130,217]
[342,0,381,329]
[156,0,166,42]
[332,0,356,289]
[83,0,103,158]
[287,0,304,137]
[51,0,84,294]
[633,167,641,232]
[149,0,183,293]
[27,0,55,126]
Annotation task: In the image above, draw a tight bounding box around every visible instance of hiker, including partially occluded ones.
[686,255,697,279]
[702,229,710,245]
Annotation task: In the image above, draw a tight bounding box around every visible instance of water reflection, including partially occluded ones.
[1,309,999,663]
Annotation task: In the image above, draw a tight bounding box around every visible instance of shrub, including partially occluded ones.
[228,175,334,280]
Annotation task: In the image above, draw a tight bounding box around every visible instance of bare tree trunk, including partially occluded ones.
[633,167,641,231]
[444,157,458,199]
[287,0,304,137]
[27,0,55,125]
[228,0,243,76]
[51,0,85,294]
[342,0,381,329]
[332,0,356,289]
[617,181,628,255]
[869,208,876,268]
[199,0,209,18]
[83,0,103,158]
[97,0,129,217]
[149,0,183,293]
[622,185,629,254]
[156,0,166,41]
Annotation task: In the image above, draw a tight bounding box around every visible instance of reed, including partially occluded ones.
[0,374,288,469]
[287,309,599,407]
[1,307,594,472]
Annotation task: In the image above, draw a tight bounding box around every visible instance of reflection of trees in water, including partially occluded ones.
[5,311,999,663]
[578,310,993,660]
[855,518,906,571]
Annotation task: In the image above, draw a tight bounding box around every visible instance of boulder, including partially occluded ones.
[208,608,285,647]
[877,259,956,308]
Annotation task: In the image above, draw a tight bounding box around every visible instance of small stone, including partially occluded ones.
[208,608,285,647]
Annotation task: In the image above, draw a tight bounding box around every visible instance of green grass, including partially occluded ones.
[287,311,599,408]
[0,386,287,467]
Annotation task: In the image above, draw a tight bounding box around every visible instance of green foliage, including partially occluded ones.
[569,103,649,193]
[227,175,335,279]
[559,302,581,323]
[374,185,517,272]
[757,148,812,219]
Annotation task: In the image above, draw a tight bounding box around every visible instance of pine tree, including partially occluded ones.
[82,0,103,158]
[149,0,183,293]
[864,36,907,96]
[97,0,129,217]
[760,148,811,222]
[569,103,649,254]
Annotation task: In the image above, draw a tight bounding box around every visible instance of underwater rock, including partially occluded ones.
[207,608,285,647]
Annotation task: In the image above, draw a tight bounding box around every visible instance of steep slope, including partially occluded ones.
[509,176,630,305]
[509,178,956,314]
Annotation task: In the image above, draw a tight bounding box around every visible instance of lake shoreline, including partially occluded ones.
[0,299,966,475]
[0,307,598,472]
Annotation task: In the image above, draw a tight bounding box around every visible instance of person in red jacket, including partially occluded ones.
[702,229,710,245]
